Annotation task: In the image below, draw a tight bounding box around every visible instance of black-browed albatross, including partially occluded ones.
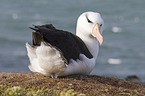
[26,11,104,78]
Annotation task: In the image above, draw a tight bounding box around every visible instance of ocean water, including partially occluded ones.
[0,0,145,82]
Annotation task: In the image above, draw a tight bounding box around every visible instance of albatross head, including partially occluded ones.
[76,11,104,45]
[76,11,104,59]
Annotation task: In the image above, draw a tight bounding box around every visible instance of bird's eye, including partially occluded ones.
[86,15,93,23]
[100,24,102,27]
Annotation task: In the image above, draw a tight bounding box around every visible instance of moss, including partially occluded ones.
[0,85,86,96]
[4,86,26,96]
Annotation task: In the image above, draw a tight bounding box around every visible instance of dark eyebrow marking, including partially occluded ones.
[86,15,93,23]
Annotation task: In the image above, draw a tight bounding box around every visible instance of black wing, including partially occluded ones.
[30,24,93,63]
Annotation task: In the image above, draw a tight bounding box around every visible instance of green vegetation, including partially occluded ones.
[0,85,86,96]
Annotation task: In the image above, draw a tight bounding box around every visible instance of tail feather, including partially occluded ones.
[33,32,43,46]
[26,43,36,61]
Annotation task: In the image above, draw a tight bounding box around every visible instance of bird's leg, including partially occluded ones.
[51,73,58,78]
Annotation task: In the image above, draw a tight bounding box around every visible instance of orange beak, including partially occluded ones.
[92,24,104,45]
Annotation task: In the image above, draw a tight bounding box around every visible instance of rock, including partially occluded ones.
[126,75,142,84]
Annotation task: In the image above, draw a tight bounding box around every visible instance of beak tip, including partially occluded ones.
[99,37,104,45]
[100,42,103,45]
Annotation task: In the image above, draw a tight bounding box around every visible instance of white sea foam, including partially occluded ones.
[112,27,122,33]
[107,58,122,65]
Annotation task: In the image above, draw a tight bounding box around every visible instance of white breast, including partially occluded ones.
[63,54,95,76]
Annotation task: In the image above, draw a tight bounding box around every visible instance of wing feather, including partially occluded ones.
[30,24,93,63]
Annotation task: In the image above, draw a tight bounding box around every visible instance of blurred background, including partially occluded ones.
[0,0,145,82]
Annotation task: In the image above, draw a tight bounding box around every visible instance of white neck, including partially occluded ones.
[75,12,104,60]
[76,29,99,60]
